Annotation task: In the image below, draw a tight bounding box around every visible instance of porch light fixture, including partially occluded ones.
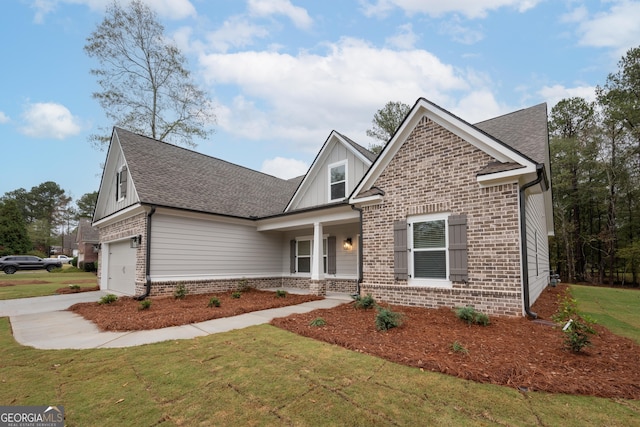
[130,235,142,248]
[93,243,101,253]
[343,238,353,251]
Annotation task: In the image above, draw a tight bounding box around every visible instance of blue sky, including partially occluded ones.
[1,0,639,205]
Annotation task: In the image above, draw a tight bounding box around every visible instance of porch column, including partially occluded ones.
[310,222,326,295]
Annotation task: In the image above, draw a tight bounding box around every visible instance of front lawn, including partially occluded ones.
[0,271,98,300]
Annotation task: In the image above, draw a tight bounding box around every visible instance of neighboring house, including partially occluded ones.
[93,98,553,317]
[76,218,99,266]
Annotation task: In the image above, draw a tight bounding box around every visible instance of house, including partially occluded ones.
[93,98,553,317]
[76,218,99,267]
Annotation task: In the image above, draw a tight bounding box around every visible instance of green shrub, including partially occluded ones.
[275,290,287,298]
[231,291,241,299]
[451,341,469,355]
[375,307,402,331]
[551,290,580,323]
[99,294,118,305]
[562,318,596,352]
[208,297,221,307]
[80,261,96,272]
[138,299,152,310]
[71,256,78,267]
[354,293,376,310]
[236,278,251,292]
[455,306,490,326]
[174,284,188,300]
[309,318,327,327]
[68,284,81,291]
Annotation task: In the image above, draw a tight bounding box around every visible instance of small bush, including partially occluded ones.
[562,319,596,352]
[208,297,221,308]
[309,318,327,327]
[138,299,152,310]
[99,294,118,305]
[451,341,469,355]
[71,256,78,267]
[552,290,579,322]
[231,291,241,299]
[354,293,376,310]
[174,284,188,300]
[275,290,287,298]
[236,278,251,292]
[68,284,81,291]
[375,307,402,331]
[455,306,490,326]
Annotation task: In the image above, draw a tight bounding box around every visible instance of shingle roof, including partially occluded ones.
[77,218,99,242]
[335,131,377,162]
[474,103,548,165]
[115,128,299,218]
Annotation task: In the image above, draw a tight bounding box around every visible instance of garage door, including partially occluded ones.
[108,240,137,295]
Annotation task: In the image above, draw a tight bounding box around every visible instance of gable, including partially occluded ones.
[286,131,374,212]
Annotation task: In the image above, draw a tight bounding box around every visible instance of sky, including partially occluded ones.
[1,0,639,206]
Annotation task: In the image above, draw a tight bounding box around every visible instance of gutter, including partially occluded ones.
[135,205,156,300]
[351,205,363,295]
[519,165,547,318]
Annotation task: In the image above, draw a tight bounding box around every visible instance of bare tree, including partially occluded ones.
[85,0,215,148]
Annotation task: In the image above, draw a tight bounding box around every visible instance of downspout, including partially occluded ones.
[519,165,547,318]
[351,205,363,295]
[135,205,156,300]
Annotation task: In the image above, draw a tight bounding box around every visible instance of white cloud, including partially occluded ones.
[261,157,309,179]
[538,84,597,109]
[199,37,504,152]
[205,16,269,53]
[248,0,313,29]
[29,0,196,23]
[439,16,484,44]
[360,0,541,19]
[454,90,506,123]
[19,102,82,139]
[385,23,418,50]
[0,111,9,124]
[572,1,640,57]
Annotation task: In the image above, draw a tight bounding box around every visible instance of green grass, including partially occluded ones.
[0,270,97,300]
[0,318,638,426]
[571,284,640,344]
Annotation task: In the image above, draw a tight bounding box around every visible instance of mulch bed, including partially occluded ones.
[68,289,322,332]
[271,284,640,400]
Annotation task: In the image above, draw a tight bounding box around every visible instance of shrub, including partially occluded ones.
[231,291,241,299]
[174,284,188,300]
[208,297,221,308]
[236,278,251,292]
[99,294,118,305]
[562,319,596,353]
[309,318,327,327]
[68,284,81,291]
[354,293,376,310]
[375,307,402,331]
[275,290,287,298]
[451,341,469,355]
[551,290,580,323]
[81,261,97,272]
[138,299,152,310]
[71,256,78,267]
[455,306,490,326]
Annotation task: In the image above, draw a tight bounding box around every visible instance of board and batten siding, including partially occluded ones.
[150,214,283,280]
[95,137,139,219]
[525,192,550,306]
[281,223,359,278]
[292,142,370,210]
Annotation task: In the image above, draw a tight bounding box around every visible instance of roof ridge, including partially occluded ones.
[473,103,547,126]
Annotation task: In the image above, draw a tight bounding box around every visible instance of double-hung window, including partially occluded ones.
[295,238,328,274]
[328,161,347,201]
[408,213,450,286]
[115,166,128,201]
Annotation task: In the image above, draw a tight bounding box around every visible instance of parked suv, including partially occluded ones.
[0,256,62,274]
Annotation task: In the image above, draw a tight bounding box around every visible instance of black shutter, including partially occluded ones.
[448,214,468,282]
[328,236,336,274]
[394,220,408,280]
[290,240,296,273]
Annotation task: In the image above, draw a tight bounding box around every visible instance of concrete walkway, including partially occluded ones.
[0,290,351,350]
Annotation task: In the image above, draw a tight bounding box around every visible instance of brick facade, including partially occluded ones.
[360,116,524,316]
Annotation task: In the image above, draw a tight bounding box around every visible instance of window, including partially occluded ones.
[295,238,328,274]
[115,166,128,201]
[328,161,346,201]
[411,218,447,279]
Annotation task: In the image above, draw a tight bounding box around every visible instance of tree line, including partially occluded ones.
[0,183,97,257]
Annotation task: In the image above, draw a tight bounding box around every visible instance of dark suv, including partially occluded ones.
[0,256,62,274]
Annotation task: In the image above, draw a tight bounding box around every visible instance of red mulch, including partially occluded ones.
[68,289,323,332]
[270,285,640,400]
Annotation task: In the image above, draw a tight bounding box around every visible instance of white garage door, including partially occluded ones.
[108,240,137,295]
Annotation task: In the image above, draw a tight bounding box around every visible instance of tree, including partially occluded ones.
[0,199,31,256]
[85,0,215,148]
[76,191,99,219]
[366,101,411,154]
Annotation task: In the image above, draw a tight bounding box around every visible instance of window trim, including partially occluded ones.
[407,213,452,288]
[115,166,127,201]
[328,160,347,202]
[294,235,328,275]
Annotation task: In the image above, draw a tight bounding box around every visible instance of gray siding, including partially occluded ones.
[150,214,283,279]
[293,142,370,210]
[526,192,550,306]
